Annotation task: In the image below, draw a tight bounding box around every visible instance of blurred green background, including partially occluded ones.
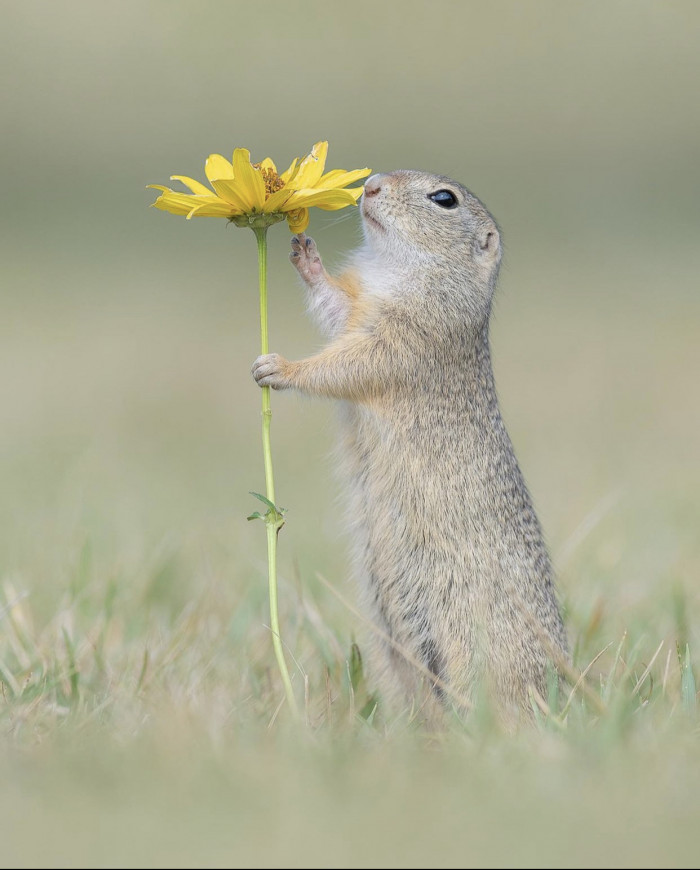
[1,1,700,867]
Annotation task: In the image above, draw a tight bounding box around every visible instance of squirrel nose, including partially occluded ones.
[363,174,382,198]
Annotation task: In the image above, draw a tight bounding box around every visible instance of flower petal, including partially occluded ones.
[232,148,266,211]
[286,208,309,233]
[317,168,372,189]
[284,187,361,211]
[205,154,234,183]
[261,187,296,213]
[279,157,298,184]
[185,200,238,219]
[151,198,193,216]
[171,175,213,196]
[210,179,252,213]
[147,185,236,217]
[148,185,200,215]
[149,144,369,227]
[337,185,365,203]
[291,141,329,189]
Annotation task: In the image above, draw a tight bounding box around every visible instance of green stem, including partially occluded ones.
[253,226,299,718]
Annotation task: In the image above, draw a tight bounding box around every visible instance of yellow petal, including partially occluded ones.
[232,148,266,211]
[279,157,298,184]
[148,184,236,217]
[151,198,193,216]
[284,187,360,211]
[259,157,277,174]
[338,185,365,203]
[286,208,309,233]
[317,168,372,189]
[171,175,213,196]
[314,194,362,211]
[205,154,234,183]
[261,187,295,213]
[210,179,252,213]
[185,200,238,219]
[291,141,329,189]
[148,186,199,215]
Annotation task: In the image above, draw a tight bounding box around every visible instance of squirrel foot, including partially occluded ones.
[290,233,324,284]
[251,353,291,390]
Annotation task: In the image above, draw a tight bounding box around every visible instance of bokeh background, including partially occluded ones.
[1,1,699,867]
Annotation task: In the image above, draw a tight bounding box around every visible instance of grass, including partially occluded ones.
[0,544,698,867]
[0,546,696,736]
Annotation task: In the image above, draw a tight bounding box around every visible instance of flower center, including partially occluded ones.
[254,164,285,197]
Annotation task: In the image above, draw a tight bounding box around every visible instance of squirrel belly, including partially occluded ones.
[252,171,568,724]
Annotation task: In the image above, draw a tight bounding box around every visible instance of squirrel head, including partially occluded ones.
[360,170,502,314]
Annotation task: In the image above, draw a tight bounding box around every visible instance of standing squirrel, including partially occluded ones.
[252,170,568,724]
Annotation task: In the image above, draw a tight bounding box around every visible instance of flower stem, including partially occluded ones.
[253,225,299,718]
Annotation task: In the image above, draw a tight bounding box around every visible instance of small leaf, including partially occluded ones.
[248,493,287,529]
[249,491,277,511]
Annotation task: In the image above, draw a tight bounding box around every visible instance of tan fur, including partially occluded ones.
[332,269,362,304]
[252,171,568,725]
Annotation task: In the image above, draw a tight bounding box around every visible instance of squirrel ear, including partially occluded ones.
[477,227,500,258]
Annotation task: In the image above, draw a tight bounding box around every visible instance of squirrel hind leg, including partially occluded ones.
[367,636,452,727]
[419,637,448,704]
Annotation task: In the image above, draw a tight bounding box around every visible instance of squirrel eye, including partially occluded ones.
[429,189,458,208]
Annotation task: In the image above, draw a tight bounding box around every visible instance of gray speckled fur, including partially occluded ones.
[252,171,568,724]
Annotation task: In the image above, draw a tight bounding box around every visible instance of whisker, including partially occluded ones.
[318,211,361,231]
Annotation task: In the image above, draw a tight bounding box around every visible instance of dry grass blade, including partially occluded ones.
[631,640,665,697]
[529,685,566,731]
[267,693,286,730]
[603,633,628,704]
[560,642,613,717]
[507,581,608,715]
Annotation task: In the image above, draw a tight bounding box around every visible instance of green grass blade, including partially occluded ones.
[681,643,697,716]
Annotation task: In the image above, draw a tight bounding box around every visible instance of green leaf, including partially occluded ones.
[250,491,277,511]
[546,662,560,714]
[358,695,379,722]
[62,627,80,704]
[248,492,287,529]
[349,642,364,693]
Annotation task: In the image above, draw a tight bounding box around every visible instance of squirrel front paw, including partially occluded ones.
[290,233,324,284]
[251,353,291,390]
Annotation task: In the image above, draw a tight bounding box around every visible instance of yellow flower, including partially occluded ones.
[147,141,371,233]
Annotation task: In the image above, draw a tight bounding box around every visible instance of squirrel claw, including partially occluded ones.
[290,233,324,283]
[251,353,290,390]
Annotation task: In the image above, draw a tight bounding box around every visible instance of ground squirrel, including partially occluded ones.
[252,170,568,724]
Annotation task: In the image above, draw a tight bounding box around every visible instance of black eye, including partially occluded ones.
[429,189,458,208]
